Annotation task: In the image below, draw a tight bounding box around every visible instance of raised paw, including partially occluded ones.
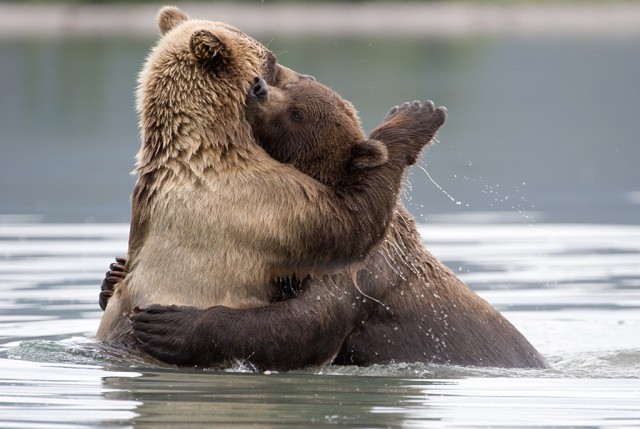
[384,100,445,130]
[99,256,128,311]
[374,99,447,166]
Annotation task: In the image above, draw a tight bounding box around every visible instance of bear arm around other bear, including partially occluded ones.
[100,100,448,369]
[130,274,362,370]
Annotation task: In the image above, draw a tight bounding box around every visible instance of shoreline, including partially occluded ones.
[2,2,640,39]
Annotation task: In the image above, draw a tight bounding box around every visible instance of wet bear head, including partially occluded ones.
[246,77,388,186]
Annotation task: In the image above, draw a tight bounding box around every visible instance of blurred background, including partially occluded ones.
[1,1,639,225]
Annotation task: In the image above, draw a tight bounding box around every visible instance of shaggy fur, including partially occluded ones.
[121,91,547,370]
[97,7,423,346]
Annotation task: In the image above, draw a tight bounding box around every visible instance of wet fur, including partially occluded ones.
[126,92,547,370]
[97,8,421,346]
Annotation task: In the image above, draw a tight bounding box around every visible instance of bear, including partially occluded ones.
[102,73,545,370]
[121,80,548,371]
[96,7,432,348]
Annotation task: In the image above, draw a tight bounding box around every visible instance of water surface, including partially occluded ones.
[1,222,639,427]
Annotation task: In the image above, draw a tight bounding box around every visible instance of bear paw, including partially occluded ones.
[130,305,210,366]
[380,100,447,165]
[385,100,446,126]
[99,256,128,311]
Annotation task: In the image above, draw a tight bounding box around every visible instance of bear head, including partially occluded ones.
[135,6,309,173]
[246,77,388,186]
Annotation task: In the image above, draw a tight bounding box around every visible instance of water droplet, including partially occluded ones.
[417,164,463,207]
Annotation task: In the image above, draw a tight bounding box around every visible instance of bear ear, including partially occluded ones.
[190,30,226,63]
[157,6,189,35]
[348,139,389,172]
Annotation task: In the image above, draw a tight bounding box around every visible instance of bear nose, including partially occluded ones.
[250,77,268,100]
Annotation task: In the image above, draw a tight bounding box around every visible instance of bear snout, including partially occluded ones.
[250,77,269,100]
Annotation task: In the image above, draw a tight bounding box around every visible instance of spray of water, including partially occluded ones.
[416,163,463,206]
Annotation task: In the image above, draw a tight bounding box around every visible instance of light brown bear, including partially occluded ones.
[103,76,546,370]
[97,7,432,347]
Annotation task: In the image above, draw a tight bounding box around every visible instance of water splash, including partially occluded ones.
[416,164,465,206]
[9,339,639,380]
[312,350,640,379]
[5,338,162,369]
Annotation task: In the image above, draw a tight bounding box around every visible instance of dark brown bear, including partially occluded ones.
[103,78,546,371]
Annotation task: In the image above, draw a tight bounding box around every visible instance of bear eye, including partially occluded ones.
[290,109,303,123]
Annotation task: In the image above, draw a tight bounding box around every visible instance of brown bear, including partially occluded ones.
[102,76,546,370]
[97,7,431,348]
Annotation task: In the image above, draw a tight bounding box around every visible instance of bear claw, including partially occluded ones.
[384,99,442,121]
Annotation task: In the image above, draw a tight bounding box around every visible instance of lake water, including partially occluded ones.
[1,223,639,427]
[1,21,640,429]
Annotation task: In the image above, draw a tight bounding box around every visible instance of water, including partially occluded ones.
[1,223,639,427]
[1,17,640,429]
[1,35,639,224]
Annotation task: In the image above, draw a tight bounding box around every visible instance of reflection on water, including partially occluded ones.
[3,357,640,428]
[1,36,639,223]
[0,358,140,427]
[0,222,639,427]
